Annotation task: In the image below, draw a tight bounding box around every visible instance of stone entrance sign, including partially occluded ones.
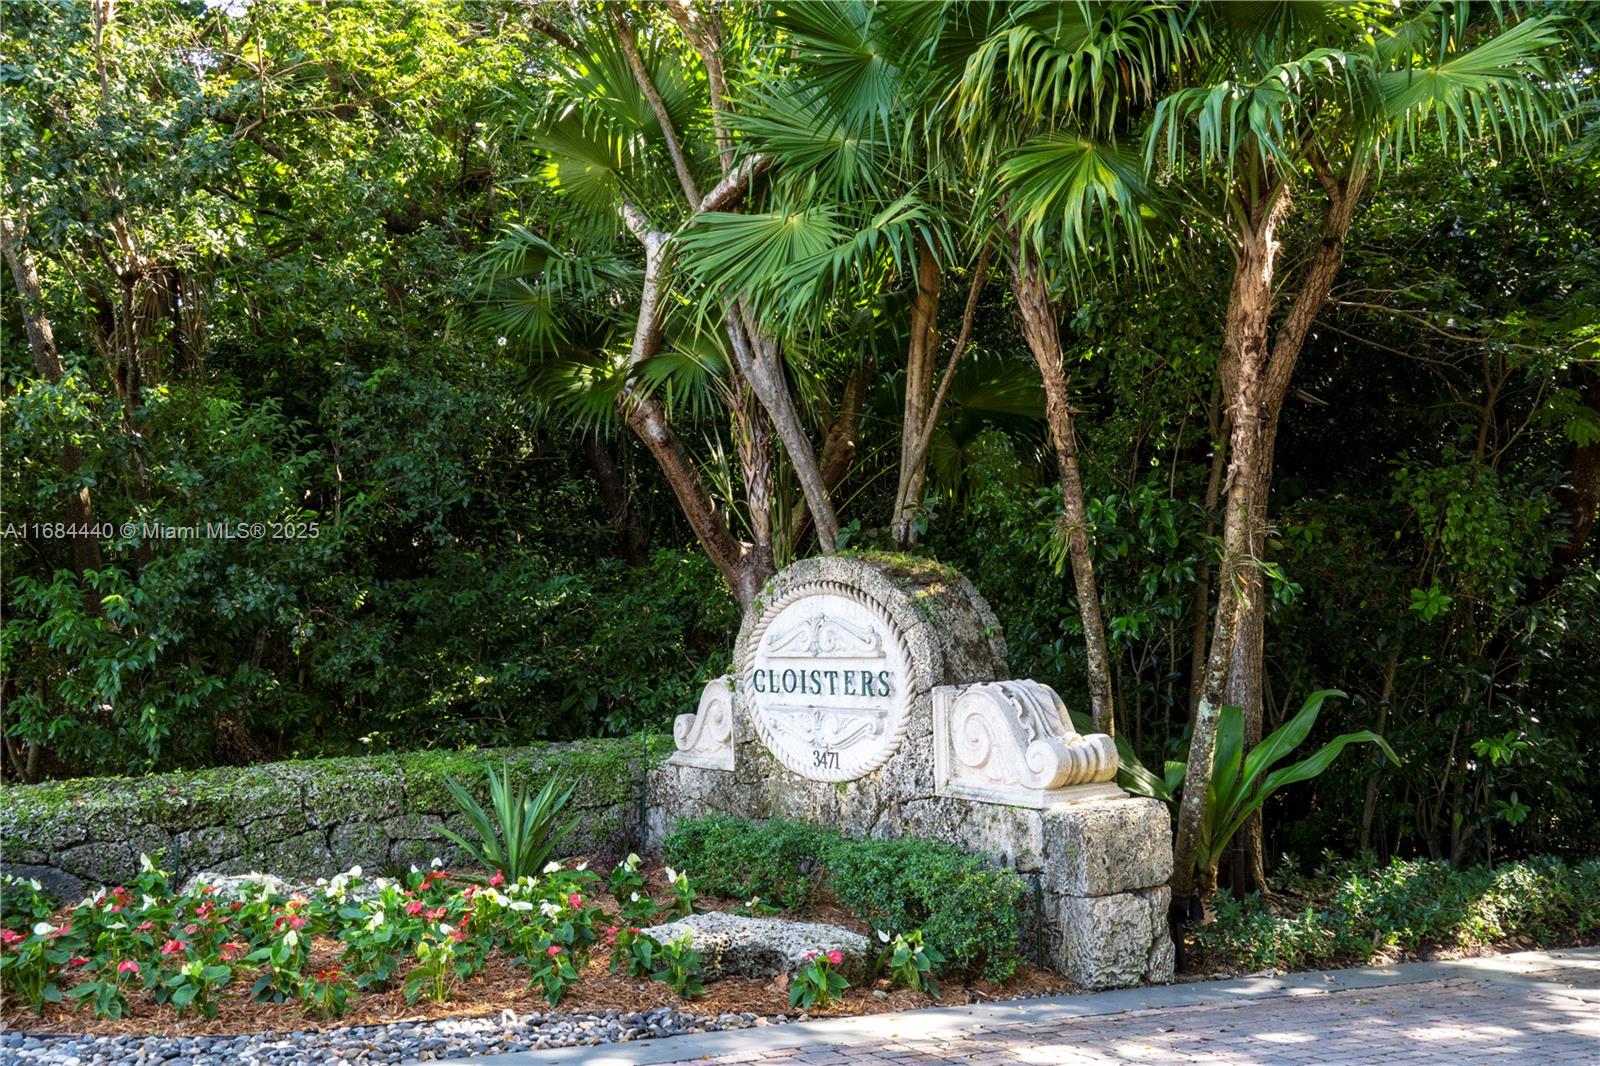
[740,579,914,780]
[651,554,1175,990]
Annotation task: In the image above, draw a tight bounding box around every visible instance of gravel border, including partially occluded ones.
[0,1007,806,1065]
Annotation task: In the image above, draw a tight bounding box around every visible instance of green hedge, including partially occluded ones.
[1196,855,1600,972]
[664,814,1027,981]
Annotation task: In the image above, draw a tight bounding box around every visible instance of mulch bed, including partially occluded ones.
[2,864,1078,1037]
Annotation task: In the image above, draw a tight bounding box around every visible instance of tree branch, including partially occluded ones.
[613,7,701,207]
[697,154,769,213]
[666,0,732,172]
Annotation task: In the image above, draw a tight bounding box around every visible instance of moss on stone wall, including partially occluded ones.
[0,735,669,902]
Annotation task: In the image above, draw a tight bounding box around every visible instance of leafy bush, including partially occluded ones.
[826,836,1026,982]
[1195,855,1600,972]
[664,816,1027,981]
[663,815,826,910]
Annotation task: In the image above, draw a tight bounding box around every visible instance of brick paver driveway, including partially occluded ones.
[446,948,1600,1066]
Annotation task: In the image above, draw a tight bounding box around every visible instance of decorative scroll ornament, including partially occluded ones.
[739,585,914,782]
[670,676,735,771]
[933,680,1124,807]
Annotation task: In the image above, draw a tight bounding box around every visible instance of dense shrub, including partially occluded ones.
[1194,855,1600,972]
[664,815,1027,981]
[826,836,1026,982]
[660,815,824,910]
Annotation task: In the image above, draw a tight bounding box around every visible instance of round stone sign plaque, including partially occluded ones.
[737,580,913,782]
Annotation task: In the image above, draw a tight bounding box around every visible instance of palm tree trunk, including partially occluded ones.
[1175,161,1366,901]
[893,241,941,547]
[725,310,842,553]
[1012,258,1116,737]
[791,364,866,549]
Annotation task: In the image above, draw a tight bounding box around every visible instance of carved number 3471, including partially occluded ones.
[812,749,840,770]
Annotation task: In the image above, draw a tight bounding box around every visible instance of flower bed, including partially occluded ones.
[0,854,1071,1039]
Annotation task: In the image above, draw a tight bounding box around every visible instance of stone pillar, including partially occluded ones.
[649,553,1174,989]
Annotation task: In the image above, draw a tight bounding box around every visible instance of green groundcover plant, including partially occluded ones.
[664,815,1026,981]
[1194,854,1600,973]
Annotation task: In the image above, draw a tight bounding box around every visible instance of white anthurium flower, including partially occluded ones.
[430,857,444,869]
[410,865,421,875]
[746,897,761,909]
[510,900,534,912]
[348,865,363,878]
[877,929,891,943]
[629,892,641,903]
[624,853,641,870]
[27,879,41,891]
[575,861,588,871]
[139,853,155,873]
[366,909,386,931]
[542,861,562,874]
[316,877,329,887]
[32,922,56,936]
[283,929,299,949]
[664,867,678,884]
[141,895,158,910]
[539,900,562,919]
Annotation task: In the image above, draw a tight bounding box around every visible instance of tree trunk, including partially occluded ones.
[580,429,649,566]
[1174,160,1366,901]
[725,309,842,553]
[617,223,761,605]
[1012,258,1116,737]
[1172,192,1284,900]
[1,216,105,578]
[893,240,941,548]
[1359,654,1398,854]
[1187,407,1229,718]
[791,363,866,548]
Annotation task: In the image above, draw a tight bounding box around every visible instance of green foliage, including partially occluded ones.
[789,949,850,1010]
[651,933,705,1001]
[438,763,577,882]
[664,816,1027,981]
[662,815,826,911]
[876,929,944,999]
[826,835,1026,983]
[1195,855,1600,973]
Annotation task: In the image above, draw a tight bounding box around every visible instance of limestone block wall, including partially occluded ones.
[1,736,668,904]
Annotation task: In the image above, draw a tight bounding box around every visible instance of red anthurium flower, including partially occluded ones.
[488,870,505,887]
[450,928,468,943]
[220,941,248,961]
[826,950,844,966]
[0,929,23,947]
[627,927,641,936]
[135,921,154,932]
[568,893,583,909]
[117,960,141,976]
[405,901,425,917]
[546,944,563,957]
[424,907,446,922]
[71,956,91,966]
[160,939,186,956]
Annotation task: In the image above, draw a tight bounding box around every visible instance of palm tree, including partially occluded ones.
[954,0,1188,737]
[1150,0,1576,900]
[495,2,852,605]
